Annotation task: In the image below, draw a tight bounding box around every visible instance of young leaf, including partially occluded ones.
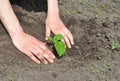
[9,76,14,81]
[54,41,66,57]
[48,34,66,57]
[111,41,118,50]
[53,34,63,43]
[48,36,53,42]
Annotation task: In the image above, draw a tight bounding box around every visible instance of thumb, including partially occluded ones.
[45,27,51,40]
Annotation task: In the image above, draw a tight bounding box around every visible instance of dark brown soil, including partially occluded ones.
[0,0,120,81]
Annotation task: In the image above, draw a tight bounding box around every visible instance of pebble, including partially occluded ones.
[75,46,79,49]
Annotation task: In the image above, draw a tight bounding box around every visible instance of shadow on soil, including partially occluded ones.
[10,0,47,12]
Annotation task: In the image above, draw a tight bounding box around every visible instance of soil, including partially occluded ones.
[0,0,120,81]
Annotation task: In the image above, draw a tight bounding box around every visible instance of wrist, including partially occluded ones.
[8,25,24,39]
[47,0,59,16]
[47,7,59,13]
[47,12,60,18]
[47,10,59,16]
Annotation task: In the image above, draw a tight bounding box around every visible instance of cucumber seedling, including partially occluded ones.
[111,41,118,50]
[9,76,14,81]
[48,34,66,57]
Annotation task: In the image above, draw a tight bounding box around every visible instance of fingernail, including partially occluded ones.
[53,55,55,59]
[72,41,74,45]
[69,45,71,48]
[38,61,40,64]
[72,42,74,45]
[51,60,54,63]
[45,38,48,40]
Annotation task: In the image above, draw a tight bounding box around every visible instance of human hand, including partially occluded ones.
[45,14,74,48]
[11,32,55,64]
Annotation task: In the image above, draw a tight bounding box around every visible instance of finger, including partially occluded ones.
[26,51,40,64]
[40,44,55,59]
[43,53,54,63]
[62,39,66,48]
[34,41,55,59]
[40,57,48,64]
[32,47,49,64]
[32,49,48,64]
[46,48,55,59]
[33,46,43,54]
[63,34,71,48]
[64,28,74,45]
[45,27,51,40]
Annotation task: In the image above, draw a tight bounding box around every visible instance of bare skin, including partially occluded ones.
[0,0,74,64]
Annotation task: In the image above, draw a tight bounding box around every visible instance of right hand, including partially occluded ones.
[11,32,55,64]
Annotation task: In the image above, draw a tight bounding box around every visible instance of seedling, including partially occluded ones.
[111,41,118,50]
[48,34,66,57]
[9,76,14,81]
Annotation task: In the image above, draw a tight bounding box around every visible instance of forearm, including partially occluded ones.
[0,0,24,38]
[47,0,59,15]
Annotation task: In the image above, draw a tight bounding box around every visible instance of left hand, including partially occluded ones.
[45,14,74,48]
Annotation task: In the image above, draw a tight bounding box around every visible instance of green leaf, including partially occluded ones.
[9,76,14,81]
[111,41,118,50]
[54,34,63,43]
[48,36,53,42]
[54,41,66,57]
[48,34,66,57]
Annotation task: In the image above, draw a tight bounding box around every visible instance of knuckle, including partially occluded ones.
[41,56,44,60]
[35,53,39,56]
[64,37,68,41]
[66,31,70,34]
[36,46,44,54]
[40,50,43,54]
[42,46,47,50]
[31,56,35,60]
[63,33,66,37]
[29,54,34,58]
[44,54,49,59]
[38,54,42,59]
